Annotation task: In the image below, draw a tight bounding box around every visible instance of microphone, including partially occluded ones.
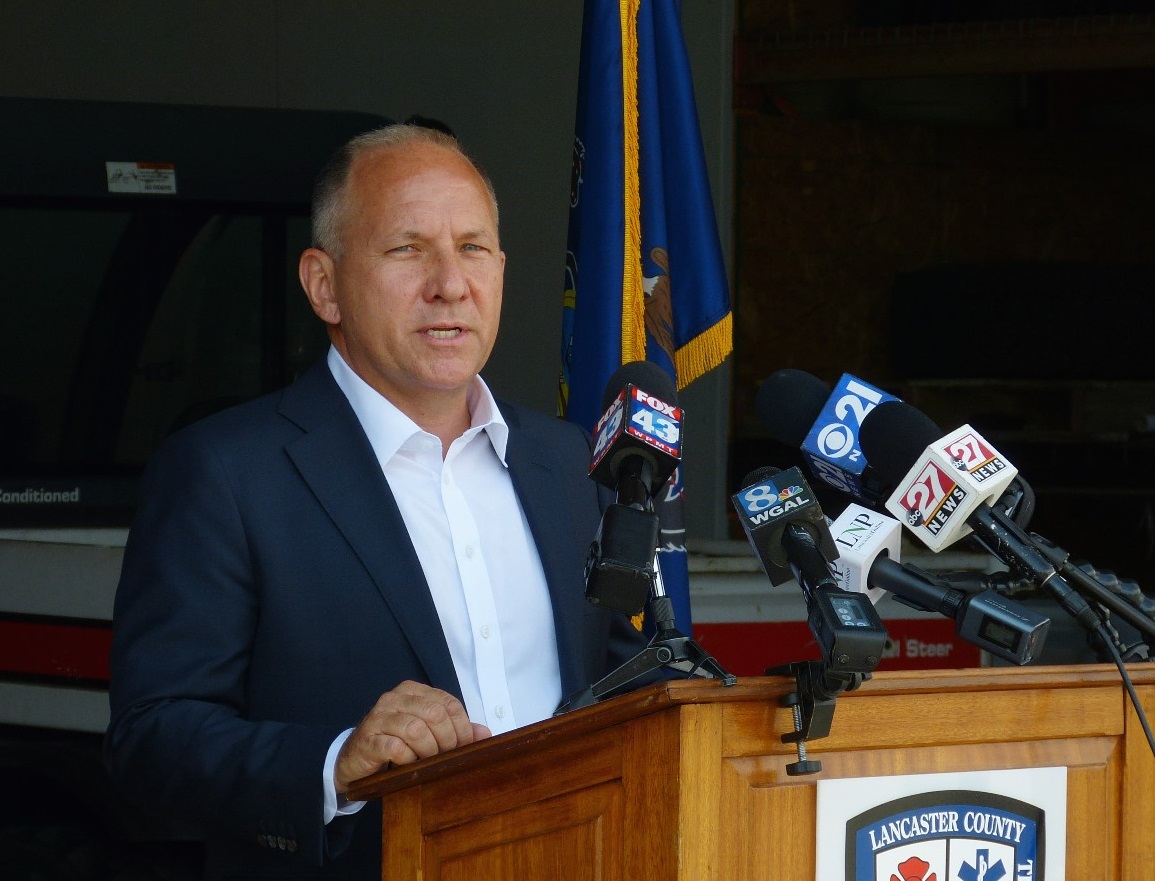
[826,502,900,607]
[583,361,682,616]
[589,361,682,501]
[732,466,888,673]
[754,368,831,452]
[828,503,1050,665]
[755,369,897,505]
[858,401,1102,632]
[860,401,1020,552]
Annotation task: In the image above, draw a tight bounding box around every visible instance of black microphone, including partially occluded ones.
[827,503,1050,665]
[731,466,888,673]
[858,401,1102,633]
[583,361,683,616]
[589,361,682,501]
[754,369,831,452]
[756,369,1037,528]
[755,368,896,506]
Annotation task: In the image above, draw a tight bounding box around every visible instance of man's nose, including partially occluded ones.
[427,251,469,301]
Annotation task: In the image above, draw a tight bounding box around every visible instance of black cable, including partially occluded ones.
[1098,620,1155,759]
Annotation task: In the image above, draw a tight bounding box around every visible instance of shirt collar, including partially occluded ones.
[326,346,509,467]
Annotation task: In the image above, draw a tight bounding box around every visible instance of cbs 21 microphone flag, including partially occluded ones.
[559,0,732,633]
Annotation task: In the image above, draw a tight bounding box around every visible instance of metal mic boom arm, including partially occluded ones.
[1028,532,1155,647]
[968,503,1103,633]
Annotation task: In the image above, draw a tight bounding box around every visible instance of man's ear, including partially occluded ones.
[299,248,341,326]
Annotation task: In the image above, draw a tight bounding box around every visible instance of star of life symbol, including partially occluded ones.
[847,792,1044,881]
[958,848,1008,881]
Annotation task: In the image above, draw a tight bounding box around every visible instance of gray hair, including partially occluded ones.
[311,123,500,258]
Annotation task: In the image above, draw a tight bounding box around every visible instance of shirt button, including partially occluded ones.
[480,624,491,639]
[495,705,505,719]
[465,545,475,559]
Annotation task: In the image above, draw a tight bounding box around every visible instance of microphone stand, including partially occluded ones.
[970,513,1155,758]
[760,523,887,775]
[989,476,1153,657]
[555,555,736,714]
[1028,533,1155,656]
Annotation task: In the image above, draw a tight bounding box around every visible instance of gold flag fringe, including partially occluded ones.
[675,312,733,390]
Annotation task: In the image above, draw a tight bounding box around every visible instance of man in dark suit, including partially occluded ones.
[105,124,647,879]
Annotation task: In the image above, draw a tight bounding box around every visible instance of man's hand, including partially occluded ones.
[335,681,491,792]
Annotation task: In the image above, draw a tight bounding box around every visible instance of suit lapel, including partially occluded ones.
[501,406,589,698]
[277,364,462,699]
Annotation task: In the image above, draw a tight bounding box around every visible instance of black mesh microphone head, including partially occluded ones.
[595,360,680,495]
[740,466,780,487]
[857,400,943,490]
[754,369,830,447]
[602,360,678,411]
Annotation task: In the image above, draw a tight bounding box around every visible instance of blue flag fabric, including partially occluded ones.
[559,0,731,634]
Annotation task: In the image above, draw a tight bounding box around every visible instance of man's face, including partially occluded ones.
[303,141,505,416]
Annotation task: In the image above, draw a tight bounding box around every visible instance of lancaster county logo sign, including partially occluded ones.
[846,790,1045,881]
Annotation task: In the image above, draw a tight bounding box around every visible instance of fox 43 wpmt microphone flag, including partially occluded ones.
[559,0,732,634]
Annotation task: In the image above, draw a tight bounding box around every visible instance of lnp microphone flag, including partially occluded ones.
[559,0,732,634]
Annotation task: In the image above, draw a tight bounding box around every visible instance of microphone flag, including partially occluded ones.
[559,0,732,634]
[828,503,902,606]
[884,425,1020,552]
[800,373,899,503]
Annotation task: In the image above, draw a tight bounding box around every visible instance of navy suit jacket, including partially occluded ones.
[106,360,648,880]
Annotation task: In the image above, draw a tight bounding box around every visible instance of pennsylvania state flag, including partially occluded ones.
[559,0,731,634]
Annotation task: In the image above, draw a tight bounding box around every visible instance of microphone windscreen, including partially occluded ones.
[601,360,678,411]
[857,400,943,488]
[740,466,780,487]
[755,369,830,447]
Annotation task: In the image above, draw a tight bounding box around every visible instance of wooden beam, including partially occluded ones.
[736,14,1155,82]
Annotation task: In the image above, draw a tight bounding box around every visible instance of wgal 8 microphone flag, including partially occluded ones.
[559,0,731,633]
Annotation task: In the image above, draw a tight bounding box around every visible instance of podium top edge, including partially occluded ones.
[346,663,1151,800]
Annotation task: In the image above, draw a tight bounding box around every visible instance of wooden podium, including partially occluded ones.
[347,664,1155,880]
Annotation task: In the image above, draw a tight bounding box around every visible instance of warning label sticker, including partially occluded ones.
[105,161,177,195]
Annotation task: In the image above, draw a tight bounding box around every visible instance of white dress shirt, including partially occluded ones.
[323,347,562,820]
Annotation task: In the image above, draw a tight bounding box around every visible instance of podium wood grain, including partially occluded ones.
[347,665,1155,880]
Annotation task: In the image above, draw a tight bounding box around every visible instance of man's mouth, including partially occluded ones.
[425,327,463,340]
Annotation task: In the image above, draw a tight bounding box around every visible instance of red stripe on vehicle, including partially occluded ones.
[0,618,112,683]
[693,618,981,677]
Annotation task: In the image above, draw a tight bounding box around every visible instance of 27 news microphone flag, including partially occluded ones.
[559,0,732,633]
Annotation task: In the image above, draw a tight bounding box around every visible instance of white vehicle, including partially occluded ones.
[0,98,384,879]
